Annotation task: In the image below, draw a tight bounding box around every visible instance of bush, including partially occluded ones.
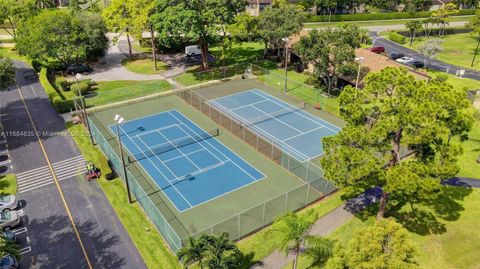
[434,74,449,83]
[307,9,477,22]
[39,67,75,113]
[389,32,407,44]
[56,77,71,91]
[71,81,91,96]
[0,58,15,90]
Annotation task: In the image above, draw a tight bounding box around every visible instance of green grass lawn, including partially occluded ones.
[0,174,17,195]
[410,33,480,71]
[132,43,153,54]
[209,41,265,67]
[81,80,173,107]
[0,29,13,36]
[0,48,30,63]
[289,187,480,269]
[121,58,169,75]
[67,122,181,269]
[236,192,344,269]
[303,16,471,28]
[428,70,480,92]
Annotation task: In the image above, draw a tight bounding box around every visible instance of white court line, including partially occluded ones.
[168,110,262,181]
[208,99,310,160]
[132,135,193,207]
[251,89,341,133]
[116,124,195,210]
[162,148,206,163]
[154,129,202,170]
[135,123,184,138]
[229,99,270,111]
[281,126,325,142]
[168,161,229,185]
[249,105,305,133]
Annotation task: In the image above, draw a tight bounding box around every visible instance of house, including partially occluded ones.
[429,0,455,10]
[246,0,272,16]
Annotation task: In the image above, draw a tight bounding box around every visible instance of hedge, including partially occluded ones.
[389,32,407,44]
[39,68,75,113]
[307,9,477,22]
[71,81,91,96]
[397,27,472,37]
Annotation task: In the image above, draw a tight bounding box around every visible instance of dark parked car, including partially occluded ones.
[389,53,405,60]
[408,60,424,68]
[66,63,92,75]
[370,46,385,54]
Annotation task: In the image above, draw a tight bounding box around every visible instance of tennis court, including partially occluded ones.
[208,89,341,162]
[108,109,265,212]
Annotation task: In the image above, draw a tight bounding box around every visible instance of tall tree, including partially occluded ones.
[315,0,337,22]
[418,39,443,69]
[405,20,423,46]
[227,12,259,43]
[177,236,208,269]
[128,0,158,69]
[431,3,459,36]
[202,232,242,269]
[321,67,473,220]
[0,0,37,38]
[326,220,419,269]
[16,10,108,64]
[294,27,358,93]
[102,0,136,58]
[152,0,246,69]
[467,10,480,67]
[0,57,15,90]
[274,209,318,269]
[304,236,335,268]
[258,3,305,59]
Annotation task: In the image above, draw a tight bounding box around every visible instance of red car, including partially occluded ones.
[370,46,385,54]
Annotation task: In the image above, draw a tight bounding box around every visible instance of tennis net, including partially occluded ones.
[244,102,306,126]
[129,129,220,162]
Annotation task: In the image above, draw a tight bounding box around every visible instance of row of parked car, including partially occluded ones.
[369,46,425,68]
[0,195,20,269]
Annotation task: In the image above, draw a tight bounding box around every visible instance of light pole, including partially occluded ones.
[282,37,289,95]
[354,57,364,89]
[114,114,132,204]
[75,73,94,145]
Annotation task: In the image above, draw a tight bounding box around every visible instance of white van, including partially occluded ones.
[185,45,202,57]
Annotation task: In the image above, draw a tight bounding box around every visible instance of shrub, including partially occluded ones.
[307,9,477,22]
[56,77,71,91]
[389,32,407,44]
[39,67,75,113]
[434,74,449,83]
[0,58,15,90]
[71,81,91,96]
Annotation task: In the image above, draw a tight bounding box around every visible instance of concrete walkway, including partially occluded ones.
[251,188,382,269]
[82,35,186,82]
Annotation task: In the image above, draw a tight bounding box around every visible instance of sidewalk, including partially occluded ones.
[251,187,381,269]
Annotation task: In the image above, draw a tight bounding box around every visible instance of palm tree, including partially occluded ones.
[177,236,207,269]
[274,209,318,269]
[203,232,241,269]
[304,236,334,268]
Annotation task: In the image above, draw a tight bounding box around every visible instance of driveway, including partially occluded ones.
[83,34,214,82]
[0,61,146,269]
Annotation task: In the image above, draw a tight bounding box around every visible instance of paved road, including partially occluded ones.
[372,35,480,81]
[0,61,146,268]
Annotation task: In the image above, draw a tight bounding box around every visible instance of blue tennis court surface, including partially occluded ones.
[209,89,341,162]
[109,110,265,212]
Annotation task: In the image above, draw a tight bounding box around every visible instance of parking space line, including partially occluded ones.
[19,246,31,255]
[16,84,93,269]
[12,227,27,235]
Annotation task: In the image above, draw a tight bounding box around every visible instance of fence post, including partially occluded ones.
[237,215,241,239]
[306,182,310,205]
[262,202,266,227]
[285,192,288,213]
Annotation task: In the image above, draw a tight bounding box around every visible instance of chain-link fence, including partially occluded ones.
[176,86,337,243]
[88,117,183,252]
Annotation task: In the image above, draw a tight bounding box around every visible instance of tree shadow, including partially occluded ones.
[23,214,126,268]
[392,186,472,236]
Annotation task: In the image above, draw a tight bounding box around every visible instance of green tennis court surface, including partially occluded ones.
[88,78,342,250]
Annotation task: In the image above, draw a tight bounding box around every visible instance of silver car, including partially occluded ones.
[0,211,20,231]
[0,196,16,212]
